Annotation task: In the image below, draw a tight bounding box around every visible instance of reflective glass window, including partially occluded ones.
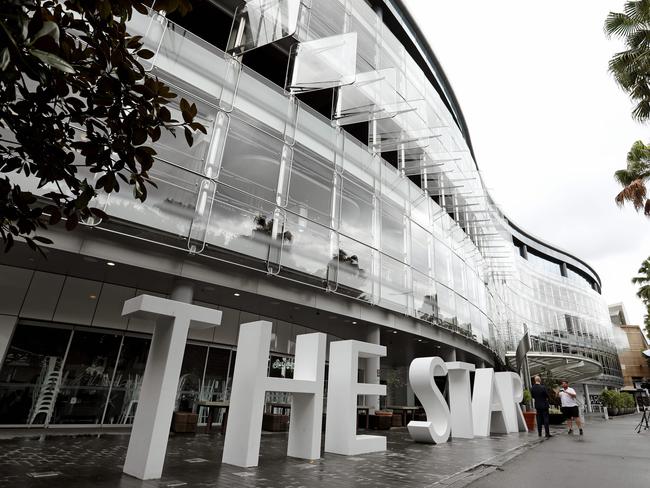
[434,239,452,287]
[340,173,374,242]
[411,222,431,275]
[104,335,150,425]
[381,199,405,260]
[287,147,334,226]
[218,117,283,204]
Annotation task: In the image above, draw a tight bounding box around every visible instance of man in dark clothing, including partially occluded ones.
[530,375,551,438]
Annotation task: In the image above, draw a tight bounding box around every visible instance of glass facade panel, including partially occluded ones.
[177,344,208,411]
[434,239,452,287]
[380,255,408,313]
[437,284,456,326]
[340,173,374,243]
[218,117,283,204]
[381,200,405,261]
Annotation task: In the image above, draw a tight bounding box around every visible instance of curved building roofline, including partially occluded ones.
[384,0,601,289]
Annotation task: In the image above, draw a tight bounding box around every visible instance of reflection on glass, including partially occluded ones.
[437,284,456,326]
[227,0,302,56]
[335,236,373,301]
[381,200,404,261]
[53,330,121,424]
[380,255,408,313]
[413,271,436,323]
[177,344,207,412]
[104,336,150,425]
[340,173,374,242]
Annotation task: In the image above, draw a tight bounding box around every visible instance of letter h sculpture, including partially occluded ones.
[222,321,326,467]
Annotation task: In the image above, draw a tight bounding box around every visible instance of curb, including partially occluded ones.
[426,437,544,488]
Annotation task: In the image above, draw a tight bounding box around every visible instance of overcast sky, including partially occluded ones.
[403,0,650,326]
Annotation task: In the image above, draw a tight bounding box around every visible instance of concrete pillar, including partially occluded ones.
[445,348,457,362]
[0,315,18,366]
[365,326,381,412]
[122,283,222,480]
[584,384,592,413]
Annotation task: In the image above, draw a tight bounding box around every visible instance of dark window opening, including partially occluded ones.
[296,88,335,120]
[167,0,232,51]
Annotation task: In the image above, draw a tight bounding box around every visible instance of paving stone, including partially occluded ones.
[0,427,545,488]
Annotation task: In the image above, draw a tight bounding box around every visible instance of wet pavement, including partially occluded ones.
[0,425,544,488]
[467,413,650,488]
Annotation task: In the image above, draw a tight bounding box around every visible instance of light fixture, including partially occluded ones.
[352,321,357,324]
[418,339,422,342]
[106,262,116,267]
[393,331,397,334]
[89,294,97,299]
[233,293,240,297]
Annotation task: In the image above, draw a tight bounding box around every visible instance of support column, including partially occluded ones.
[122,283,222,480]
[584,384,592,413]
[0,315,18,365]
[445,348,457,362]
[365,326,381,412]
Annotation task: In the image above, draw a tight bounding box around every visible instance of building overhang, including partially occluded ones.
[505,351,603,383]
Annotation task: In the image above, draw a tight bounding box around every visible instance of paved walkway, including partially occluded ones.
[467,413,650,488]
[0,425,543,488]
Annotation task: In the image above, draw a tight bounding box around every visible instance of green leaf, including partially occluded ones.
[31,21,60,46]
[30,49,75,74]
[138,49,155,60]
[184,126,193,147]
[0,48,10,71]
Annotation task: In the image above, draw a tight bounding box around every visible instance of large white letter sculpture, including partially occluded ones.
[472,368,508,437]
[122,295,222,480]
[407,357,451,444]
[446,361,475,439]
[222,321,326,467]
[495,372,527,433]
[325,340,387,455]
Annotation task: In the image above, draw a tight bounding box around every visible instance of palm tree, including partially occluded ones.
[605,1,650,121]
[632,257,650,304]
[614,140,650,215]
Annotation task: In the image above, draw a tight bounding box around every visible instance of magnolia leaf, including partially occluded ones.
[0,48,10,71]
[31,21,60,45]
[31,49,75,73]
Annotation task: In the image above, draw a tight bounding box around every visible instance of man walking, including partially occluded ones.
[559,379,583,435]
[530,375,551,438]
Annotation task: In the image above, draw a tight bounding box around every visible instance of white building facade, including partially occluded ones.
[0,0,621,427]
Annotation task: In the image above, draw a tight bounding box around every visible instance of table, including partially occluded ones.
[387,405,421,426]
[197,401,229,434]
[357,406,370,429]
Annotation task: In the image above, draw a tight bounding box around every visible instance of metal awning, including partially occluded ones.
[505,351,603,383]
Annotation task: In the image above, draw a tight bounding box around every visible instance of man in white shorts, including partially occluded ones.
[559,380,583,435]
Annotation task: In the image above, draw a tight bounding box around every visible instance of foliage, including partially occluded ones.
[631,257,650,337]
[0,0,205,254]
[539,369,561,407]
[600,389,636,410]
[522,388,532,407]
[614,141,650,216]
[605,0,650,122]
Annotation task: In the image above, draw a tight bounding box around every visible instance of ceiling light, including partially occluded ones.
[418,339,422,342]
[89,294,97,299]
[233,293,240,297]
[393,331,397,334]
[352,321,357,324]
[106,262,116,267]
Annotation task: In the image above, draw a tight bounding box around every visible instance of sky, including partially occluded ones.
[402,0,650,326]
